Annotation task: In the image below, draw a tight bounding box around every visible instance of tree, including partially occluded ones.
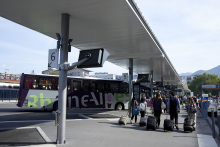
[188,73,220,96]
[50,71,59,75]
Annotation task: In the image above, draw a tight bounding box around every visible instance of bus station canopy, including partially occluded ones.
[0,0,182,88]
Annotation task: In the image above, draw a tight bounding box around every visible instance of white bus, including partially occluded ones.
[17,73,130,111]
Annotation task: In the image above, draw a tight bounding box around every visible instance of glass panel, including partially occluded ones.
[83,80,90,92]
[72,80,81,91]
[109,82,119,93]
[119,83,128,93]
[96,81,104,92]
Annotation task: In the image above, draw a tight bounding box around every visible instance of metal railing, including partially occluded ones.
[0,89,19,101]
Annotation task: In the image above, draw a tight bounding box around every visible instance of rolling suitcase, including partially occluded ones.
[184,105,195,132]
[139,117,147,126]
[118,112,129,125]
[146,116,157,130]
[164,113,174,132]
[183,117,194,132]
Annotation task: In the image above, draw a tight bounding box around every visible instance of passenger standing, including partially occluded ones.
[129,96,138,124]
[188,97,196,120]
[193,96,198,107]
[167,92,180,130]
[151,94,156,110]
[139,97,147,118]
[152,93,162,127]
[162,95,167,113]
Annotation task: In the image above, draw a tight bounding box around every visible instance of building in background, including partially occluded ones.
[89,72,133,83]
[67,68,91,77]
[42,68,91,77]
[180,75,195,83]
[0,73,21,83]
[90,72,116,80]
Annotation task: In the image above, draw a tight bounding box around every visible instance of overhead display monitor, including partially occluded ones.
[137,74,150,82]
[77,48,109,68]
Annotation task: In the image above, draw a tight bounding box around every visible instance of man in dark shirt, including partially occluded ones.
[167,92,180,130]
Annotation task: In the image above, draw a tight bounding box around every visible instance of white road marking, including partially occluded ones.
[197,134,218,147]
[36,126,52,143]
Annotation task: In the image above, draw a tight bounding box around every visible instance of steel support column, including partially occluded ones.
[57,13,70,144]
[161,77,164,95]
[150,70,153,98]
[129,58,133,107]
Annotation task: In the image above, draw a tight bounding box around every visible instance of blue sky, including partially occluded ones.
[0,0,220,75]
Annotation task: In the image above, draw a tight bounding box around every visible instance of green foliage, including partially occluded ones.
[188,73,220,96]
[49,71,59,75]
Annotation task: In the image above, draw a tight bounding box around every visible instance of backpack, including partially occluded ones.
[138,103,146,111]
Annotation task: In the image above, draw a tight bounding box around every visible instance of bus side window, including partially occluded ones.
[46,78,52,90]
[96,82,104,92]
[90,81,96,92]
[24,77,34,89]
[72,80,81,91]
[119,83,128,93]
[33,78,38,89]
[83,81,89,92]
[52,78,58,90]
[24,77,29,89]
[109,82,119,93]
[67,79,71,91]
[104,83,111,93]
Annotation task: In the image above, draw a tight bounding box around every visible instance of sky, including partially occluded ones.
[0,0,220,75]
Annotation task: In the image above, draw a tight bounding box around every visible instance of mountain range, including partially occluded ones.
[179,65,220,77]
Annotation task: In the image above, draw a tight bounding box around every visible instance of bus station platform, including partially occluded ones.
[0,106,220,147]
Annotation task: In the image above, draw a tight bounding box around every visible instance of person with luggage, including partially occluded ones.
[167,92,180,130]
[162,95,167,113]
[138,97,147,126]
[129,96,138,124]
[139,97,147,117]
[183,97,196,132]
[187,97,197,120]
[152,92,162,128]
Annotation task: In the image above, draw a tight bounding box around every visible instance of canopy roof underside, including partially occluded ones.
[0,0,182,87]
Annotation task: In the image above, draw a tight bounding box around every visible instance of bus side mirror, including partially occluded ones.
[77,48,109,68]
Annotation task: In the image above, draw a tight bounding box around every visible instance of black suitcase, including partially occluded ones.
[139,117,147,126]
[146,116,157,130]
[183,117,194,132]
[164,119,173,131]
[164,112,174,132]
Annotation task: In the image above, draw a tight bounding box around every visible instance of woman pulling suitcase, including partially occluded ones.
[129,96,138,124]
[152,92,162,128]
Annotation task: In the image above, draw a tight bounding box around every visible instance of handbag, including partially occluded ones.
[132,101,139,115]
[161,100,166,109]
[191,105,197,113]
[133,108,139,115]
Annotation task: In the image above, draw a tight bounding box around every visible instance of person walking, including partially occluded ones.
[188,97,197,120]
[152,92,162,127]
[129,96,138,124]
[162,95,167,113]
[167,92,180,130]
[139,97,147,118]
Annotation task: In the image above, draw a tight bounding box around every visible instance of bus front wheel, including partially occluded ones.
[53,101,58,111]
[115,103,124,110]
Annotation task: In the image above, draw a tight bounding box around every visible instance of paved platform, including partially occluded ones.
[0,106,219,147]
[0,128,45,146]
